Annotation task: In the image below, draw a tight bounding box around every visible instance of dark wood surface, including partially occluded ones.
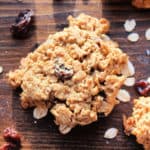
[0,0,150,149]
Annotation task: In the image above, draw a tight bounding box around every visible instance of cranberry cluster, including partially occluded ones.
[0,128,21,150]
[135,80,150,96]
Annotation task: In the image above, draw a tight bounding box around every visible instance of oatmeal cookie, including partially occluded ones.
[132,0,150,9]
[123,97,150,150]
[7,14,129,134]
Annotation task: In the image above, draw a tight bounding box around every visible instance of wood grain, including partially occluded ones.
[0,0,150,149]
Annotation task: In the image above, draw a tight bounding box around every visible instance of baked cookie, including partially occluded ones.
[123,97,150,150]
[7,14,129,134]
[132,0,150,9]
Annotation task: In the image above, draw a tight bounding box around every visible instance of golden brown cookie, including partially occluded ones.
[123,97,150,150]
[7,14,129,134]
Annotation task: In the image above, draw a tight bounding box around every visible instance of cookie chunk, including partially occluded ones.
[7,14,129,134]
[132,0,150,8]
[123,97,150,150]
[68,13,110,35]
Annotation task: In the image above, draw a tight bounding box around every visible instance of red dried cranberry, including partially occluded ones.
[135,80,150,96]
[10,9,35,38]
[3,128,21,145]
[0,143,16,150]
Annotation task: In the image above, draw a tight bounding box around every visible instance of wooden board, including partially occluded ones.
[0,0,150,149]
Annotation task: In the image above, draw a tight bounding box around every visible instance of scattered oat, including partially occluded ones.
[0,66,3,74]
[124,19,136,32]
[127,33,139,42]
[147,77,150,84]
[146,49,150,56]
[145,28,150,40]
[33,106,48,119]
[104,128,118,139]
[124,77,135,87]
[117,89,131,102]
[121,60,135,77]
[59,125,72,135]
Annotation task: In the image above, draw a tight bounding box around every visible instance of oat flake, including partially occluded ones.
[147,77,150,84]
[145,28,150,40]
[124,19,136,32]
[0,66,3,74]
[117,89,131,102]
[121,60,135,77]
[33,106,48,119]
[124,77,135,87]
[104,128,118,139]
[127,33,139,42]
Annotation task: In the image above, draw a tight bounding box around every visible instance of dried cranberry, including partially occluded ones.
[54,59,74,80]
[10,9,35,38]
[0,143,16,150]
[135,80,150,96]
[3,128,21,145]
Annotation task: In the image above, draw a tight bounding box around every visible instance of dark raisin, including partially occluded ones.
[89,67,95,74]
[100,81,105,85]
[10,9,35,38]
[135,80,150,96]
[3,128,21,146]
[0,143,17,150]
[99,90,107,99]
[54,60,74,81]
[96,41,101,48]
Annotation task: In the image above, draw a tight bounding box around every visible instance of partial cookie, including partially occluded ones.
[132,0,150,9]
[68,13,110,35]
[123,97,150,150]
[7,14,129,134]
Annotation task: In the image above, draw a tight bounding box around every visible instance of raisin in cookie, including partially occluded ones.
[123,97,150,150]
[8,14,129,134]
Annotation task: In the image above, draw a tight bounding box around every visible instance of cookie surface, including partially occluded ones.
[123,97,150,150]
[7,14,128,134]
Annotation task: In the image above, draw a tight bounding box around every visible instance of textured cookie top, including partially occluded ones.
[68,13,110,35]
[123,97,150,150]
[7,14,128,134]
